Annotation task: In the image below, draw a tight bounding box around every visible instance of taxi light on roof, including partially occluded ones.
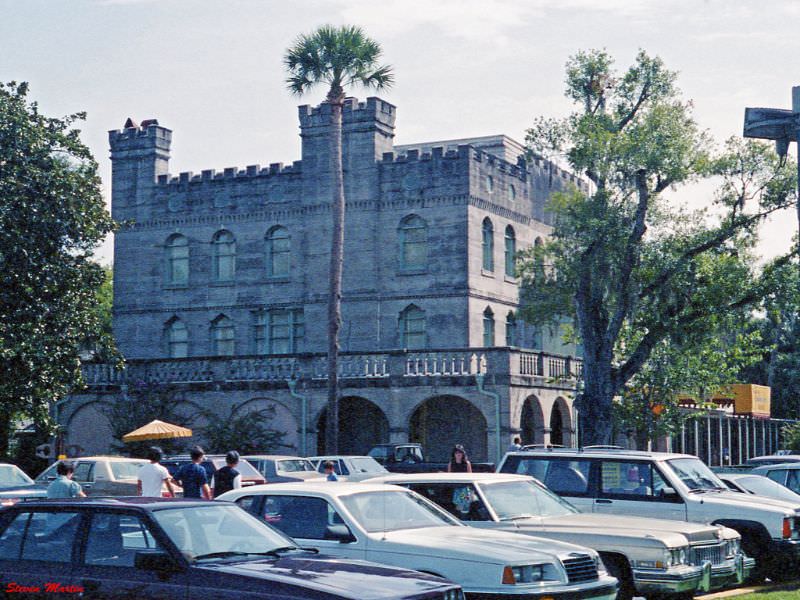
[502,566,516,584]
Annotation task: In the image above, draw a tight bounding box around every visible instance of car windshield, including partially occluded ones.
[277,460,315,473]
[339,490,461,532]
[480,479,578,520]
[153,504,295,561]
[739,475,800,502]
[110,461,148,480]
[211,459,263,479]
[666,458,726,491]
[0,465,33,486]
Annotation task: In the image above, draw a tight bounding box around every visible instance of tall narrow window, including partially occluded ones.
[165,234,189,286]
[166,319,188,358]
[504,225,516,277]
[212,230,236,282]
[399,305,426,349]
[268,309,304,354]
[211,315,235,356]
[266,226,290,277]
[482,218,494,272]
[399,215,428,271]
[506,311,517,346]
[254,312,267,354]
[483,307,495,347]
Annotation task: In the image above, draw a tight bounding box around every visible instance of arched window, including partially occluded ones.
[504,225,516,277]
[398,215,428,271]
[482,218,494,272]
[399,305,426,349]
[266,226,290,277]
[483,307,495,347]
[212,230,236,282]
[165,234,189,286]
[506,311,517,347]
[211,315,235,356]
[165,318,188,358]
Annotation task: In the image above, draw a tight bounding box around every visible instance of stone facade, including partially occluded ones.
[64,97,588,463]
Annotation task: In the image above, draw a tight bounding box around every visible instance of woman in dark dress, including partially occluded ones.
[447,444,473,473]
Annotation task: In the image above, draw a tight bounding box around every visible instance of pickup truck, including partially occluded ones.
[367,443,494,473]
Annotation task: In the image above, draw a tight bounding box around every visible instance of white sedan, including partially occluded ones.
[219,482,618,599]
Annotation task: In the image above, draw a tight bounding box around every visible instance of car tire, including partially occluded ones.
[600,553,635,600]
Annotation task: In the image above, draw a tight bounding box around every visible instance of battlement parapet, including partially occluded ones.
[109,121,172,152]
[298,96,396,130]
[155,160,303,188]
[381,142,529,180]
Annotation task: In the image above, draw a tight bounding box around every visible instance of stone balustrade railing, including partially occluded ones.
[80,348,582,388]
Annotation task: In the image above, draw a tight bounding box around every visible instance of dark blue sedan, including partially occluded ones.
[0,497,463,599]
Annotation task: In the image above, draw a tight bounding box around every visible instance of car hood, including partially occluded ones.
[691,489,800,513]
[0,485,47,498]
[278,472,326,482]
[536,513,725,545]
[201,554,453,599]
[380,525,590,563]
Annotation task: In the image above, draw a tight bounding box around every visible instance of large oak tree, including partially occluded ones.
[0,82,114,456]
[519,51,797,445]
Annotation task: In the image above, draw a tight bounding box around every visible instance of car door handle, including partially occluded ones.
[81,579,100,591]
[595,499,612,504]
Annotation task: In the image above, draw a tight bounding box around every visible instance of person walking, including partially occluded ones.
[323,460,338,481]
[447,444,473,473]
[175,446,211,500]
[46,461,86,498]
[507,436,522,452]
[212,451,242,498]
[137,446,174,498]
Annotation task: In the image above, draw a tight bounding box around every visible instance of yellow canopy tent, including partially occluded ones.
[122,419,192,443]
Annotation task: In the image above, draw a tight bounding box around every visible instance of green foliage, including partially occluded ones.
[782,422,800,454]
[80,264,117,362]
[199,402,288,455]
[284,25,393,100]
[0,81,115,454]
[102,382,193,457]
[518,49,797,445]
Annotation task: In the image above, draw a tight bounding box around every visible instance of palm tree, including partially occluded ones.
[284,25,393,453]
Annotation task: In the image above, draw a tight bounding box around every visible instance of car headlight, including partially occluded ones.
[502,564,548,584]
[670,547,687,566]
[594,554,608,575]
[726,538,741,557]
[442,590,464,600]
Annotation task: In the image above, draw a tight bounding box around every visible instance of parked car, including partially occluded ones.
[746,454,800,467]
[367,444,494,474]
[242,455,324,483]
[0,464,47,505]
[369,472,750,599]
[0,497,463,599]
[719,472,800,504]
[307,455,388,482]
[163,455,266,488]
[219,482,619,599]
[35,456,151,496]
[752,463,800,496]
[498,448,800,582]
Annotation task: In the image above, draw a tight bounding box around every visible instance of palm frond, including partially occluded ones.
[283,24,393,98]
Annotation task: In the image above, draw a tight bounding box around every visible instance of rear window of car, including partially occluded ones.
[277,460,315,473]
[110,461,148,480]
[500,455,592,495]
[349,458,385,474]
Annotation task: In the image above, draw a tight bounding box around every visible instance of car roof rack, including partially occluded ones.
[582,445,625,450]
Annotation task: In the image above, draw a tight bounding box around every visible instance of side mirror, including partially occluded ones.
[325,524,356,543]
[660,487,679,499]
[135,550,181,573]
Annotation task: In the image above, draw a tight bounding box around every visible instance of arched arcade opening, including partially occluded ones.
[317,396,389,455]
[409,395,488,462]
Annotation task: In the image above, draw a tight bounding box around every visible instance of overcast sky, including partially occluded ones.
[3,0,799,264]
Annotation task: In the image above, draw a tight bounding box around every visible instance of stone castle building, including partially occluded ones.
[64,96,588,463]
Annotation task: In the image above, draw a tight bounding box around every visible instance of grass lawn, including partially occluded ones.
[732,588,800,599]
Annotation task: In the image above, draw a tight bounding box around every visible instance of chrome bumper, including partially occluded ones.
[633,563,705,596]
[709,554,755,588]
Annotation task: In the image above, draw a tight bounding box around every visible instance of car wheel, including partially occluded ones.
[600,554,634,600]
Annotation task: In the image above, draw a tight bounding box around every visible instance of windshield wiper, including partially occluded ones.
[194,546,313,561]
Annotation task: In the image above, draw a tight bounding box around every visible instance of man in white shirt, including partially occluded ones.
[137,446,175,497]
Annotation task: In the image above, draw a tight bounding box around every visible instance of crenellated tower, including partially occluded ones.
[108,118,172,221]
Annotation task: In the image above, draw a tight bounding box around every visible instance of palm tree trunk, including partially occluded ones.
[326,93,345,454]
